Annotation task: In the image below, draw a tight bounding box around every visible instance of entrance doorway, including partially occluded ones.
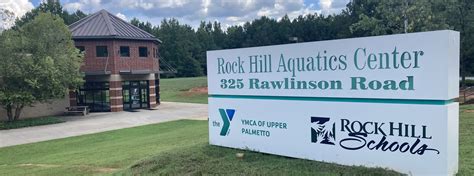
[122,81,149,110]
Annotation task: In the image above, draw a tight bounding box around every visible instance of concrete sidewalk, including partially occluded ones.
[0,102,208,148]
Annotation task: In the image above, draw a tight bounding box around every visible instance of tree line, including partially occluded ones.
[11,0,474,85]
[130,0,474,85]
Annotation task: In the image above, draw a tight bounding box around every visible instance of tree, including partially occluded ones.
[0,13,84,121]
[349,0,448,36]
[196,21,217,74]
[131,18,153,34]
[211,21,226,49]
[276,14,293,44]
[348,0,473,85]
[14,0,86,28]
[225,25,245,49]
[156,19,203,77]
[242,16,279,47]
[446,0,474,87]
[65,10,87,25]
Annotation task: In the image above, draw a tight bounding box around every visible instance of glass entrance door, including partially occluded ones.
[130,84,141,109]
[123,81,149,110]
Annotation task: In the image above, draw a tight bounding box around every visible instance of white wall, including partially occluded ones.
[0,96,69,121]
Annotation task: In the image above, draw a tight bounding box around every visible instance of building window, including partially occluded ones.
[120,46,130,57]
[139,47,148,57]
[96,46,108,57]
[76,82,110,112]
[76,46,85,53]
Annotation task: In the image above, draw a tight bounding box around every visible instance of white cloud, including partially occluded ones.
[61,0,350,29]
[320,0,333,14]
[0,0,34,30]
[116,12,127,20]
[64,2,83,12]
[226,16,242,22]
[200,0,211,16]
[321,0,350,15]
[0,0,33,18]
[64,0,102,12]
[287,4,320,19]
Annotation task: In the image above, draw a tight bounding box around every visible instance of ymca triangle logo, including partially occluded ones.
[219,109,235,136]
[226,109,235,121]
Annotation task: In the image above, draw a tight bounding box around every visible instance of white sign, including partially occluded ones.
[207,30,459,100]
[207,30,459,175]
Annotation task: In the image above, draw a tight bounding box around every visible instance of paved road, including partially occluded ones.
[0,102,208,148]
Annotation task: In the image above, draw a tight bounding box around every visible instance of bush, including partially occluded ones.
[460,79,474,87]
[0,116,65,130]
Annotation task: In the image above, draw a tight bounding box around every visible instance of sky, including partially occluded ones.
[2,0,350,29]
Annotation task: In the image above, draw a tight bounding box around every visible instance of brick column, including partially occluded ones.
[149,79,158,108]
[109,81,123,112]
[156,77,160,105]
[69,90,77,106]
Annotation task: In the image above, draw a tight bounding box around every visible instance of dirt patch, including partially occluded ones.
[182,87,208,96]
[464,110,474,113]
[93,167,119,172]
[460,89,474,104]
[188,87,208,94]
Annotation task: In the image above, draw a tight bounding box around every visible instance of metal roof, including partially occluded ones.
[69,9,161,43]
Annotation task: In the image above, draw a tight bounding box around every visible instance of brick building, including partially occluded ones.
[68,10,161,112]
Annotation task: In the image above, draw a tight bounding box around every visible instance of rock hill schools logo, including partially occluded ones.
[219,109,235,136]
[311,117,336,145]
[310,116,441,156]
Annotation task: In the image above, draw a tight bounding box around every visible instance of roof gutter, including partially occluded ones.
[72,36,162,44]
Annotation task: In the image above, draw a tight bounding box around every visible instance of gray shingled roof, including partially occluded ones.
[69,9,161,43]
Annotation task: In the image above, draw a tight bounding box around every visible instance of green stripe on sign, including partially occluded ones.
[209,94,456,105]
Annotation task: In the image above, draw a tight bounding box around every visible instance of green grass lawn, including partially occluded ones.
[118,143,399,176]
[160,77,208,104]
[0,119,400,176]
[460,105,474,175]
[0,105,472,175]
[0,120,208,176]
[0,116,65,130]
